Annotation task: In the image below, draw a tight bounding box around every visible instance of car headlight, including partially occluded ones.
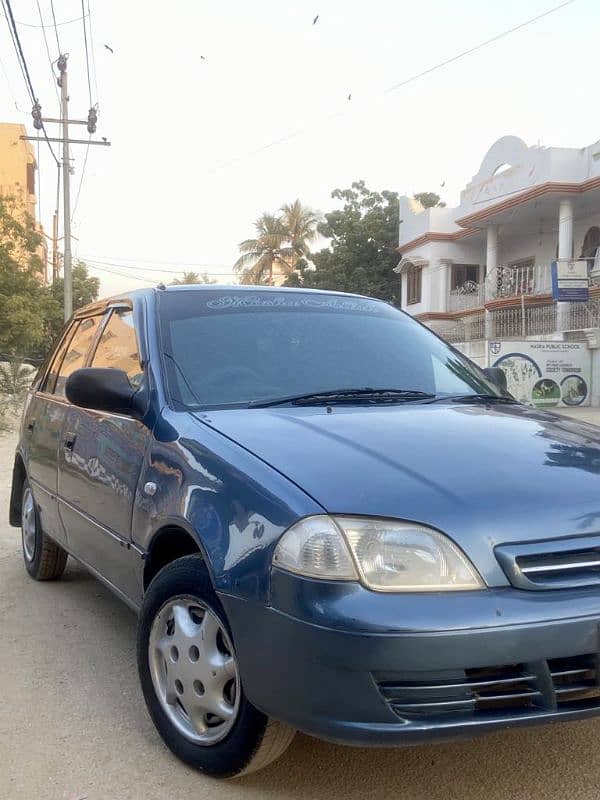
[272,515,483,591]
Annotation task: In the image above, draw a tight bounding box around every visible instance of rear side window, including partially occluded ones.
[53,315,103,397]
[42,322,80,394]
[91,309,143,388]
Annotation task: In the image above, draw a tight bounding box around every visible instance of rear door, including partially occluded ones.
[25,315,103,544]
[57,304,150,600]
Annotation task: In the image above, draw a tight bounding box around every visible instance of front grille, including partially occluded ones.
[496,534,600,590]
[376,654,600,722]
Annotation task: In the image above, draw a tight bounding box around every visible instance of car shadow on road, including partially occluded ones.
[43,561,600,800]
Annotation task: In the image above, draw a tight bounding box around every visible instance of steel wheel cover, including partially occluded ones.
[22,487,36,562]
[148,595,240,745]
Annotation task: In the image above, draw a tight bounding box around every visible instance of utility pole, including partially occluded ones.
[58,54,72,320]
[22,54,111,321]
[51,210,59,282]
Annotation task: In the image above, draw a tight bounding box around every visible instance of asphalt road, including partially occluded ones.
[3,421,600,800]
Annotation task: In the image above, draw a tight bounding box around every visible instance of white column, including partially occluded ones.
[556,199,574,333]
[438,260,450,312]
[484,226,498,339]
[485,225,499,301]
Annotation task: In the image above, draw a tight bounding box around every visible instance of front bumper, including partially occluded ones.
[219,571,600,746]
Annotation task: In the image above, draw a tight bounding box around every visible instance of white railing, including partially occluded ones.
[485,264,552,301]
[448,281,484,312]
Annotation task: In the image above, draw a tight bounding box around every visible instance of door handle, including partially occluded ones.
[63,432,77,451]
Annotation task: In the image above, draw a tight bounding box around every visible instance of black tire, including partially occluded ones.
[21,480,68,581]
[137,555,295,778]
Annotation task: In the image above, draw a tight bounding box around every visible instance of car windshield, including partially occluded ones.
[157,289,499,409]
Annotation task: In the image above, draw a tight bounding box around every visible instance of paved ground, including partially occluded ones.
[3,408,600,799]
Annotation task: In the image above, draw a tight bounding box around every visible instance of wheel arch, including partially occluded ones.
[9,451,27,527]
[143,523,215,592]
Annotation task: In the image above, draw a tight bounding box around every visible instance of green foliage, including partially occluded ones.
[298,181,400,304]
[170,271,215,285]
[46,261,100,346]
[235,201,320,285]
[0,196,49,357]
[0,359,34,409]
[0,197,101,360]
[413,191,445,209]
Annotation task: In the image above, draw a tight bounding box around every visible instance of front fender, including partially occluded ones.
[132,410,323,602]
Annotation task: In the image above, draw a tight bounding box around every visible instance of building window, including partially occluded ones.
[26,163,35,196]
[581,226,600,270]
[406,265,422,305]
[451,264,479,291]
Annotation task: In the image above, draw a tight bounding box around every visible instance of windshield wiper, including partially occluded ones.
[431,393,517,405]
[248,388,436,408]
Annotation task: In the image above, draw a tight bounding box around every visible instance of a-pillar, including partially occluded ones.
[556,198,574,334]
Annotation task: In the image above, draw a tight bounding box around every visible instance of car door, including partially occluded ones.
[25,315,103,545]
[57,303,150,600]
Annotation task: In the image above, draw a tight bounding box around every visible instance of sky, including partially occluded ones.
[0,0,599,297]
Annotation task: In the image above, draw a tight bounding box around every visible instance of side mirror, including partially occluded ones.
[66,368,144,418]
[483,366,508,393]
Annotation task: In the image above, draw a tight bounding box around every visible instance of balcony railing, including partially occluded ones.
[485,264,551,301]
[448,281,484,312]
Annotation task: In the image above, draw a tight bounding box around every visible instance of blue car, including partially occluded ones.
[11,285,600,777]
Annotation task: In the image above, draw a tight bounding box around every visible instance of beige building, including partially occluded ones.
[0,122,48,279]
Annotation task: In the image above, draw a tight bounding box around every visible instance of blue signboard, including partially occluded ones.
[551,259,589,302]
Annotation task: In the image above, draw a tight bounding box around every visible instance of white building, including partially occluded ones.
[395,136,600,355]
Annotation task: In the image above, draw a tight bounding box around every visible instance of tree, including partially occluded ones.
[0,195,52,358]
[413,191,445,209]
[299,181,400,304]
[47,261,100,345]
[234,202,320,285]
[170,271,215,285]
[234,213,291,285]
[280,200,320,268]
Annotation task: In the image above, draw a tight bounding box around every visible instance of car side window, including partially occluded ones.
[41,322,80,394]
[53,315,104,397]
[91,308,143,388]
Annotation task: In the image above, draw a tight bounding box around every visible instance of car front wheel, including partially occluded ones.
[137,555,295,778]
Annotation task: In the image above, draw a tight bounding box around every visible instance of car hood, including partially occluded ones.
[197,403,600,584]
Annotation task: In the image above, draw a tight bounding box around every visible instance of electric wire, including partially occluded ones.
[204,0,578,175]
[48,0,61,53]
[35,0,60,104]
[1,0,60,164]
[80,0,92,106]
[0,11,86,28]
[71,137,90,223]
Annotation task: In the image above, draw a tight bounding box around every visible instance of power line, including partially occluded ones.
[203,0,578,176]
[48,0,61,54]
[0,10,87,28]
[82,255,235,274]
[35,0,60,105]
[80,0,92,106]
[1,0,60,165]
[86,0,99,105]
[71,137,90,222]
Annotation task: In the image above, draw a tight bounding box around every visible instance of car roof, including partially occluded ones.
[72,284,380,318]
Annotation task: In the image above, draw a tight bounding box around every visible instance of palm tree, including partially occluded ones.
[234,203,320,285]
[234,214,291,285]
[281,200,320,268]
[170,271,214,285]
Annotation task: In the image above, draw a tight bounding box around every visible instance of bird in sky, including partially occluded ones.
[313,14,319,24]
[200,55,206,60]
[440,181,446,187]
[347,93,352,101]
[104,44,114,53]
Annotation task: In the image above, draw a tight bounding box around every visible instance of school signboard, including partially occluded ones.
[488,340,591,408]
[551,259,589,302]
